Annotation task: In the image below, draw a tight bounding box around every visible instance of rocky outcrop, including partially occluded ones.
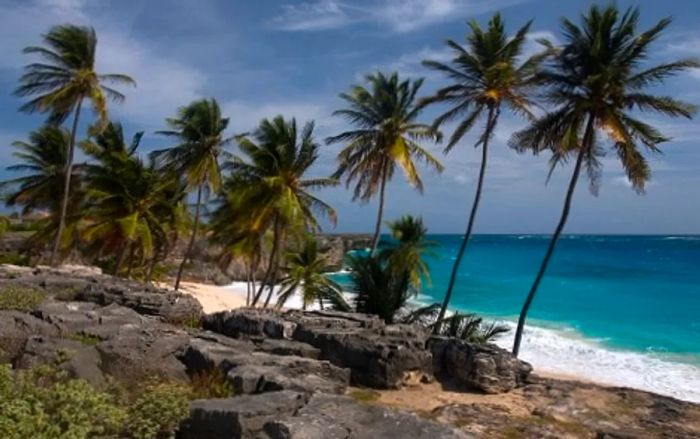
[203,308,433,389]
[264,393,472,439]
[0,310,58,362]
[428,336,532,394]
[0,264,203,323]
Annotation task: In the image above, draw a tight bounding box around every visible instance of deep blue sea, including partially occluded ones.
[329,234,700,402]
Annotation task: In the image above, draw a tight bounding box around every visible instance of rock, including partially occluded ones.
[75,279,203,323]
[178,391,308,439]
[428,336,532,394]
[0,310,58,362]
[16,336,105,386]
[292,317,432,389]
[178,335,255,373]
[254,338,321,359]
[94,324,190,382]
[202,308,298,339]
[226,353,350,395]
[263,393,472,439]
[203,309,430,389]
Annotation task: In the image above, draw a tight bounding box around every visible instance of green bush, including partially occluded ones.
[0,363,193,439]
[125,380,191,439]
[0,285,46,311]
[189,368,234,399]
[0,252,30,266]
[0,363,126,439]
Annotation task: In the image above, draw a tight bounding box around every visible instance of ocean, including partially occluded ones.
[329,234,700,402]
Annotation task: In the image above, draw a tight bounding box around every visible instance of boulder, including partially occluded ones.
[0,310,58,362]
[253,338,321,359]
[202,309,431,389]
[75,279,203,323]
[15,336,105,386]
[178,391,308,439]
[263,393,472,439]
[428,336,532,394]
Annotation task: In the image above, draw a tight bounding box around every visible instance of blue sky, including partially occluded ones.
[1,0,699,234]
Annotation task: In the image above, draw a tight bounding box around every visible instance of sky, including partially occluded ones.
[0,0,699,234]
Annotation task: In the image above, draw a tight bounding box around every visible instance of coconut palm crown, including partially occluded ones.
[327,72,443,251]
[509,5,698,356]
[420,13,545,333]
[15,24,135,264]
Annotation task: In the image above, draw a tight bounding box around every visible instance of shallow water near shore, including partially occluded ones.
[329,234,700,402]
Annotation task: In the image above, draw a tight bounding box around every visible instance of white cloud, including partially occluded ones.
[270,0,529,33]
[222,100,333,135]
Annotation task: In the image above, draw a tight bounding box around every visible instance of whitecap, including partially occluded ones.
[493,323,700,403]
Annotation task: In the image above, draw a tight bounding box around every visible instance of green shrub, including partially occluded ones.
[0,252,30,266]
[53,286,82,302]
[66,333,102,346]
[0,363,127,439]
[0,285,46,311]
[125,380,191,439]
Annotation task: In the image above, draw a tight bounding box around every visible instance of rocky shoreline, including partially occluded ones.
[1,264,699,438]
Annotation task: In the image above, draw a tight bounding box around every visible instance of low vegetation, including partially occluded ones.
[0,285,46,312]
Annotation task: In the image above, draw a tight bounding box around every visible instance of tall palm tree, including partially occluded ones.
[15,24,136,265]
[420,14,544,333]
[276,238,350,311]
[0,126,83,255]
[327,72,443,252]
[152,98,231,290]
[82,122,177,276]
[509,5,698,356]
[225,116,338,307]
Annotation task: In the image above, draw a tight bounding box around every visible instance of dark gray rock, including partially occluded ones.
[226,353,349,395]
[263,393,472,439]
[292,320,432,389]
[75,279,202,323]
[0,310,58,362]
[16,336,105,386]
[254,338,320,359]
[178,336,255,373]
[202,309,431,389]
[428,336,532,394]
[178,391,308,439]
[94,324,190,382]
[202,308,297,339]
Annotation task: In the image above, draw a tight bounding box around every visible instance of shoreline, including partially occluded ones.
[174,279,700,404]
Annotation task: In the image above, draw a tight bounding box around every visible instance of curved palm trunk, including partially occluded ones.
[263,229,286,308]
[174,185,203,290]
[512,117,595,357]
[369,159,389,253]
[50,99,83,266]
[433,106,498,334]
[113,244,128,276]
[253,216,280,306]
[124,244,136,278]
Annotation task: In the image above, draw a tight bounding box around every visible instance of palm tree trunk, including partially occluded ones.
[512,116,595,357]
[174,185,203,291]
[245,262,251,307]
[50,98,83,266]
[125,244,136,278]
[114,244,128,276]
[253,216,280,306]
[146,255,157,283]
[370,158,388,252]
[263,228,286,308]
[433,106,498,334]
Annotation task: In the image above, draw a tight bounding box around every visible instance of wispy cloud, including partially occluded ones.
[269,0,529,33]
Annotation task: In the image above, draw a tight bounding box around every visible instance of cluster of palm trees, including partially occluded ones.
[1,5,696,356]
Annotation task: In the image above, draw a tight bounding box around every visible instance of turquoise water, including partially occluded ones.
[331,234,700,359]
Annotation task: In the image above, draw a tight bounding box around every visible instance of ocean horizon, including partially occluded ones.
[330,234,700,402]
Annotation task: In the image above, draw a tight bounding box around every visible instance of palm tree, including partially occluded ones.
[382,215,436,293]
[327,72,443,252]
[0,126,83,255]
[82,122,177,276]
[152,98,231,290]
[420,14,544,333]
[15,24,136,265]
[509,5,698,356]
[225,116,338,307]
[350,214,434,323]
[276,238,350,311]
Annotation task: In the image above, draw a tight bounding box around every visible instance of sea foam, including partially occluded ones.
[492,322,700,403]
